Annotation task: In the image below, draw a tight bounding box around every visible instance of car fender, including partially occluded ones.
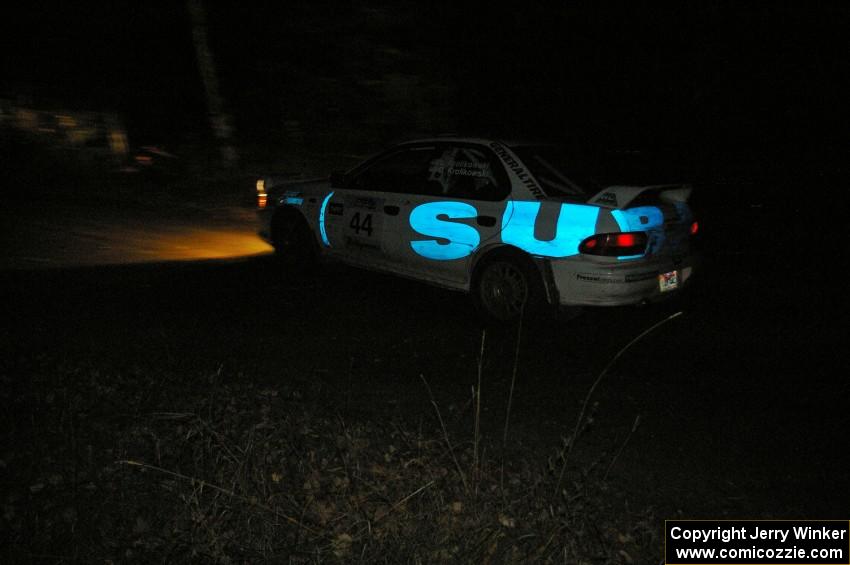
[270,204,321,249]
[469,243,560,305]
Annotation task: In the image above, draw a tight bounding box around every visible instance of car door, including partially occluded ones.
[381,143,511,287]
[322,145,440,271]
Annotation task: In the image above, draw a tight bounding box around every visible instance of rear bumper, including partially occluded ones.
[547,255,697,306]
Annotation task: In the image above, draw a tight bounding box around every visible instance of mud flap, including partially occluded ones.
[534,257,560,306]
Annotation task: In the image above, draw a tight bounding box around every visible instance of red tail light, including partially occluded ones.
[579,232,648,256]
[690,221,699,235]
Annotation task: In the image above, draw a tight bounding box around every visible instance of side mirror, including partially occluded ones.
[330,171,347,188]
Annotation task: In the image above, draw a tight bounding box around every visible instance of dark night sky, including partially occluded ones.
[3,2,848,173]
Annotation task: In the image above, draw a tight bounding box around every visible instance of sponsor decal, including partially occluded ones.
[624,271,658,283]
[344,235,381,251]
[353,197,377,210]
[576,271,657,284]
[317,193,653,264]
[595,192,618,206]
[281,196,303,206]
[576,273,623,284]
[408,199,599,261]
[448,167,487,177]
[612,206,664,232]
[408,201,481,261]
[489,141,545,199]
[447,161,490,177]
[280,190,304,207]
[500,200,599,258]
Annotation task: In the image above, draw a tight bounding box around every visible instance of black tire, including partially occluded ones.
[471,251,545,324]
[271,210,317,273]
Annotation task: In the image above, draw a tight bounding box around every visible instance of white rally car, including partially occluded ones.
[256,137,698,322]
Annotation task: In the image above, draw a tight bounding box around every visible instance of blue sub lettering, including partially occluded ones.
[409,201,481,260]
[500,201,599,258]
[409,200,602,260]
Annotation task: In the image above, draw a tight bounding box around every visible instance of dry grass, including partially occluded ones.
[1,312,681,563]
[2,360,660,564]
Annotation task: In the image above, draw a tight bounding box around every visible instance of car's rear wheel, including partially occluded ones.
[271,210,317,273]
[472,252,545,324]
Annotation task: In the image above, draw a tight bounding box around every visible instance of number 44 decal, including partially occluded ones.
[349,212,373,236]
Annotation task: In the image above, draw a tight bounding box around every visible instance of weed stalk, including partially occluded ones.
[473,329,486,493]
[553,311,682,499]
[420,374,469,493]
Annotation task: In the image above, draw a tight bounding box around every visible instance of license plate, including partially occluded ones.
[659,270,679,292]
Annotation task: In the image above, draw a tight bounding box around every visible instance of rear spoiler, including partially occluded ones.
[587,184,693,209]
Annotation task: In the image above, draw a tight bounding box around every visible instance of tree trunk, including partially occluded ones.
[187,0,237,168]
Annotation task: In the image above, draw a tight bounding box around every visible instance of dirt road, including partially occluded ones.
[0,198,271,269]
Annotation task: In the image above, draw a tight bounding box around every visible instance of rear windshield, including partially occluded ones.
[512,145,687,199]
[511,146,592,200]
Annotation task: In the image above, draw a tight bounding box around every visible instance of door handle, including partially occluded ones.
[476,215,496,227]
[384,205,400,216]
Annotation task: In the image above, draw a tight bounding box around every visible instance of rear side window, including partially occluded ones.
[423,145,510,201]
[511,146,592,201]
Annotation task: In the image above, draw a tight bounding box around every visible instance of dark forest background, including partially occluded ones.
[2,2,848,179]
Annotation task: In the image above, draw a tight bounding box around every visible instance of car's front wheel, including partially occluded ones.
[271,210,317,273]
[471,252,545,324]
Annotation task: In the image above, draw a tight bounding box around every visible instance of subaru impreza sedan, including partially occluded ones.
[256,137,698,322]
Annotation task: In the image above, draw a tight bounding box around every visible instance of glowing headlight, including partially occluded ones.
[256,178,268,209]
